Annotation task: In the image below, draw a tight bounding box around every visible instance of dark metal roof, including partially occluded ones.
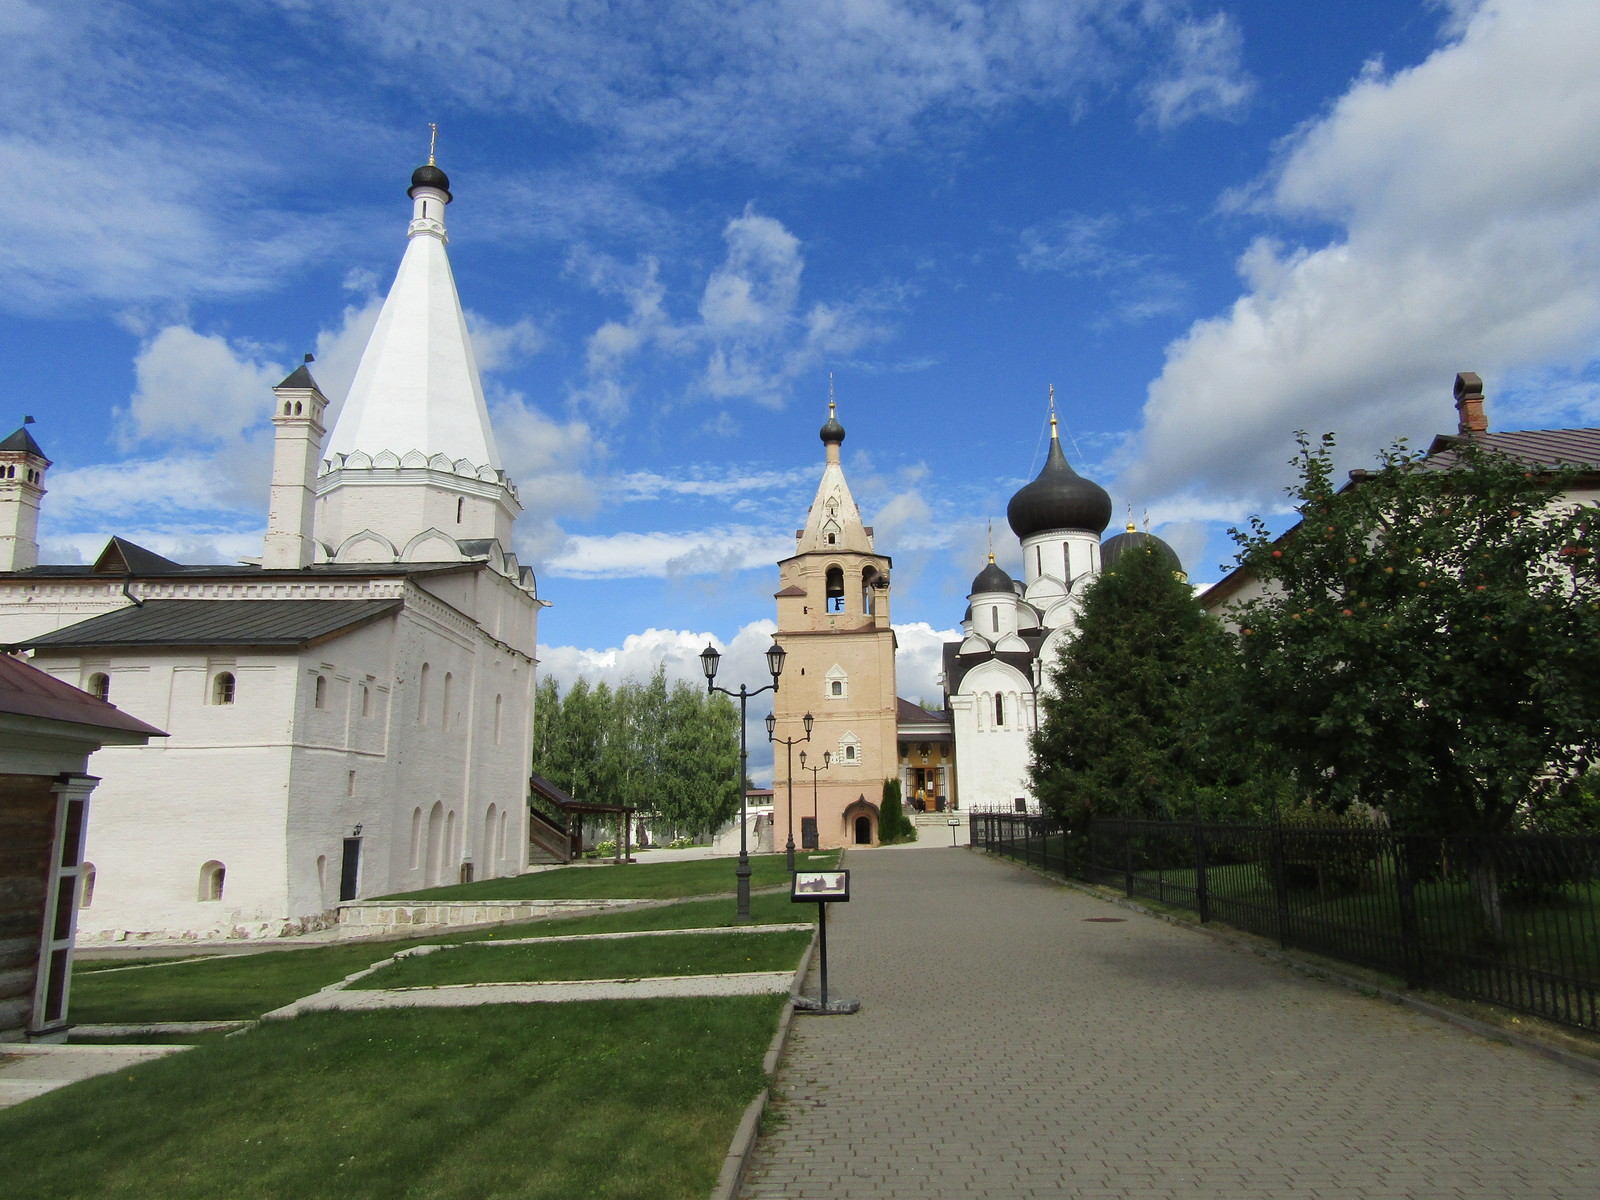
[970,560,1013,595]
[1101,529,1184,575]
[0,426,48,461]
[1006,435,1112,538]
[15,599,402,652]
[1424,428,1600,471]
[275,364,320,391]
[896,696,953,735]
[409,163,452,200]
[7,558,477,581]
[774,584,806,598]
[0,654,165,738]
[92,537,183,575]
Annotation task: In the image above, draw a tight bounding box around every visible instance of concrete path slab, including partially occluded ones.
[742,846,1600,1200]
[0,1043,191,1109]
[268,970,798,1016]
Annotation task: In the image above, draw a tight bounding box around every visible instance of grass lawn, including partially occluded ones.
[72,891,821,1024]
[384,851,840,903]
[359,929,811,989]
[2,998,781,1200]
[68,943,420,1024]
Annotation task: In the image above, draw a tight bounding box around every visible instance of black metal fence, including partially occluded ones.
[970,812,1600,1034]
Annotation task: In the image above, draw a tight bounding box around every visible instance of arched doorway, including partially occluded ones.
[841,796,878,847]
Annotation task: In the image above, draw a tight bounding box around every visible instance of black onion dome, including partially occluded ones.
[1101,527,1184,576]
[408,164,452,200]
[820,412,845,445]
[1006,437,1112,538]
[970,559,1013,595]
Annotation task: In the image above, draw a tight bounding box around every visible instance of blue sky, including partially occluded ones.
[11,0,1600,774]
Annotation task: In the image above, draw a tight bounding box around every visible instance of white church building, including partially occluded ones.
[941,405,1181,810]
[0,157,544,941]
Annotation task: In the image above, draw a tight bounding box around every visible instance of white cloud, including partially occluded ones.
[466,312,547,373]
[1120,0,1600,519]
[546,526,792,580]
[609,466,814,503]
[1017,210,1189,327]
[121,326,285,448]
[573,207,896,419]
[491,392,602,567]
[894,621,962,705]
[1140,12,1256,131]
[309,1,1201,172]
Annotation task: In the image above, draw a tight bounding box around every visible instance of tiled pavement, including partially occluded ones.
[741,847,1599,1199]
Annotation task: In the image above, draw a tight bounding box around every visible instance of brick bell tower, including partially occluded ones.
[772,386,898,849]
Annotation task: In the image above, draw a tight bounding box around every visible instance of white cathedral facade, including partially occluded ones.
[0,159,543,941]
[941,408,1181,811]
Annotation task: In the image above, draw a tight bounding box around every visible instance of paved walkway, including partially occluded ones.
[742,847,1600,1200]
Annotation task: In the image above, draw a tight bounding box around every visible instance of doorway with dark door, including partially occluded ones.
[339,837,362,901]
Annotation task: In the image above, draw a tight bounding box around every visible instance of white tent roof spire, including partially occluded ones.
[324,154,502,471]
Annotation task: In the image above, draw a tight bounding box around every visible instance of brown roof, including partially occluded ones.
[897,696,953,737]
[1426,428,1600,471]
[0,654,165,739]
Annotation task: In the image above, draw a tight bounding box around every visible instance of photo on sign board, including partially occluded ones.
[792,870,849,900]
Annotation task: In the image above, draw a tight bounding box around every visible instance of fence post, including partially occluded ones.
[1194,818,1210,924]
[1123,826,1135,898]
[1394,832,1425,989]
[1270,818,1290,948]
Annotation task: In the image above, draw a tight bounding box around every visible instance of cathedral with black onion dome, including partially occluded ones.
[940,397,1184,811]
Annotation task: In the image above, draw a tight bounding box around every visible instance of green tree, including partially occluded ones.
[877,778,915,843]
[1028,536,1248,823]
[1231,433,1600,839]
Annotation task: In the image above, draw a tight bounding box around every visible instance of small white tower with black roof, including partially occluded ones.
[262,361,329,570]
[0,421,49,572]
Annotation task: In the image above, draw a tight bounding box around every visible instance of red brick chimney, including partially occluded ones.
[1454,371,1487,437]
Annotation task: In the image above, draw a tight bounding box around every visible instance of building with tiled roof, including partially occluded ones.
[0,157,546,941]
[1200,372,1600,616]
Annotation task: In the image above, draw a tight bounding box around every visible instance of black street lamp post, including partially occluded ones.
[799,748,831,851]
[767,709,814,873]
[701,641,786,920]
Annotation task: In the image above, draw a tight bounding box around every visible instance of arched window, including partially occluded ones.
[825,565,845,612]
[79,864,95,908]
[361,684,371,717]
[494,694,503,744]
[418,663,431,724]
[994,693,1005,727]
[442,672,453,731]
[456,497,464,524]
[199,861,226,902]
[497,808,508,859]
[825,665,847,700]
[426,802,445,884]
[87,673,110,702]
[313,674,327,709]
[992,606,1000,633]
[845,744,856,761]
[482,804,498,870]
[213,672,236,705]
[410,807,423,869]
[317,855,327,898]
[861,567,877,615]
